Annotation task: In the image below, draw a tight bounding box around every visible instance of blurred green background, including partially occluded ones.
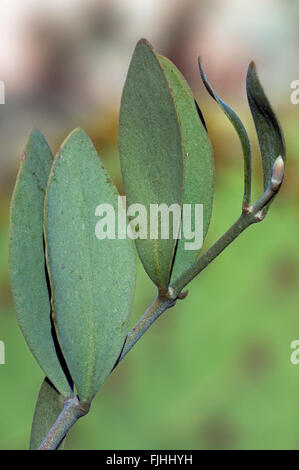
[0,0,299,450]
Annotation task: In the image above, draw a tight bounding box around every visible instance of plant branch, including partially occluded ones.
[114,295,175,367]
[170,156,284,296]
[38,396,90,450]
[170,212,255,295]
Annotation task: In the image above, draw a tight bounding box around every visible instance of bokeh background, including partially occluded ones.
[0,0,298,450]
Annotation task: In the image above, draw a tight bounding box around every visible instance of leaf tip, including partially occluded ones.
[197,58,215,100]
[197,56,205,78]
[26,127,45,147]
[138,37,149,43]
[247,61,258,83]
[59,127,87,152]
[29,126,42,137]
[136,37,154,51]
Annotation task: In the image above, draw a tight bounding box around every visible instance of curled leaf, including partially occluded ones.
[246,62,286,209]
[199,58,252,206]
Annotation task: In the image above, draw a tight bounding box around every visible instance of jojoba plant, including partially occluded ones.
[9,39,285,450]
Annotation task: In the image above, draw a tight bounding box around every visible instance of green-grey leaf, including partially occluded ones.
[198,58,251,206]
[119,39,184,290]
[30,378,65,450]
[9,128,72,398]
[45,128,136,402]
[246,62,285,207]
[158,55,214,283]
